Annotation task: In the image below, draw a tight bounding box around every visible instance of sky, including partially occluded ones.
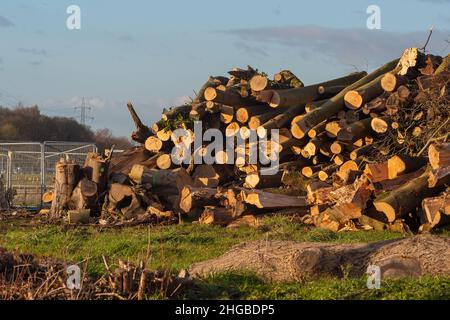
[0,0,449,136]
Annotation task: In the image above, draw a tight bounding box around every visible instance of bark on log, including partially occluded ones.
[292,59,399,139]
[421,193,450,227]
[428,143,450,170]
[373,170,440,222]
[236,105,271,124]
[127,103,153,144]
[267,72,367,108]
[189,235,450,282]
[240,189,309,209]
[50,159,80,219]
[344,75,385,109]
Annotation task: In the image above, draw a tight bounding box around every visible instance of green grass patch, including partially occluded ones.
[0,214,449,299]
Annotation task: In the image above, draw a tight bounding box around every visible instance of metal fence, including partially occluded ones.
[0,142,97,208]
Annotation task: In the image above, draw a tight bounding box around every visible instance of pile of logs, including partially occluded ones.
[45,47,449,232]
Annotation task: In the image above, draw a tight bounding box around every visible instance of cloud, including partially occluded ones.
[0,16,14,28]
[43,96,118,110]
[155,95,191,108]
[18,48,48,57]
[224,25,450,69]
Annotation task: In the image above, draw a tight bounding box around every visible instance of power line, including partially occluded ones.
[74,97,94,126]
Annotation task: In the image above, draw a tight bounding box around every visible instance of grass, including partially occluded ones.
[0,214,449,300]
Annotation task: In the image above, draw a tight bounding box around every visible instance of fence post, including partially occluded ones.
[7,151,13,190]
[40,143,45,209]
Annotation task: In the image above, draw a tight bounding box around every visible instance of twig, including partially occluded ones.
[420,27,433,52]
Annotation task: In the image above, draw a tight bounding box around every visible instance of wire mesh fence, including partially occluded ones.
[0,142,97,208]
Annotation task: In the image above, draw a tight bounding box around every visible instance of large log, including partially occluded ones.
[204,87,254,106]
[337,118,374,143]
[344,75,384,109]
[292,58,399,138]
[240,189,308,209]
[127,103,153,144]
[189,235,450,282]
[50,159,80,219]
[428,143,450,170]
[421,193,450,228]
[261,104,305,130]
[265,72,367,108]
[236,105,272,124]
[373,170,440,222]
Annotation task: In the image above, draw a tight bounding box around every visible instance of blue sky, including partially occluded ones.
[0,0,449,136]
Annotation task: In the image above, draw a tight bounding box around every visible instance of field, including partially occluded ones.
[1,214,449,300]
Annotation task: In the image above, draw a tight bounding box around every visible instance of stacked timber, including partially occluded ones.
[45,49,450,232]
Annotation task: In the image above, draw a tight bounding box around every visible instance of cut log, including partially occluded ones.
[371,117,390,133]
[344,75,384,109]
[219,105,234,124]
[50,159,80,219]
[145,136,164,153]
[204,87,253,106]
[364,161,389,183]
[273,70,304,88]
[267,72,367,108]
[236,105,271,124]
[249,74,269,92]
[109,147,157,176]
[42,191,54,203]
[189,235,450,282]
[156,154,172,170]
[179,186,219,214]
[248,109,284,130]
[397,47,424,76]
[244,171,283,189]
[337,118,374,143]
[199,206,235,226]
[128,165,192,194]
[127,103,153,144]
[428,143,450,170]
[387,155,427,179]
[240,189,308,209]
[421,193,450,227]
[292,59,399,138]
[192,165,220,188]
[374,170,439,222]
[261,104,305,130]
[380,73,406,92]
[428,166,450,188]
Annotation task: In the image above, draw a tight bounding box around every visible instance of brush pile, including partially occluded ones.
[44,48,449,232]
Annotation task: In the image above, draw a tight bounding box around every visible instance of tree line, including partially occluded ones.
[0,105,132,151]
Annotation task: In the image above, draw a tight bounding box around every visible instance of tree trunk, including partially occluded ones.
[261,104,305,130]
[292,59,399,139]
[373,170,441,222]
[266,72,367,108]
[428,143,450,170]
[127,103,153,144]
[188,235,450,282]
[50,159,80,219]
[236,105,272,124]
[240,189,308,209]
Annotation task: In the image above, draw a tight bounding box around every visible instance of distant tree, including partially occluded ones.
[0,105,133,151]
[93,128,133,152]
